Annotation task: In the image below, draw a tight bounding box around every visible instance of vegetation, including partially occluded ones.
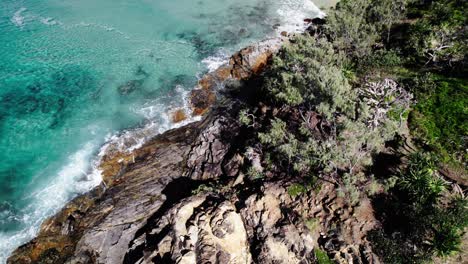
[405,0,467,71]
[314,248,334,264]
[287,183,307,197]
[370,153,467,262]
[408,74,467,163]
[261,36,411,179]
[234,0,467,262]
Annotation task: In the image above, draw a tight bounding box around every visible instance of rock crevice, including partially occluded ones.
[8,36,379,264]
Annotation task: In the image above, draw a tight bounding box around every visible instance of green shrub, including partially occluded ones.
[261,33,411,177]
[246,167,264,180]
[264,36,353,119]
[368,0,408,42]
[305,218,320,233]
[287,183,307,198]
[192,184,215,195]
[361,49,402,70]
[370,152,468,263]
[404,0,468,70]
[314,248,334,264]
[398,153,445,207]
[238,109,253,127]
[325,0,378,61]
[431,198,468,256]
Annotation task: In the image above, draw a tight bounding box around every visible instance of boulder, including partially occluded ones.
[171,108,188,123]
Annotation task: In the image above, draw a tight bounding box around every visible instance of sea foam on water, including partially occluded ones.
[0,0,324,262]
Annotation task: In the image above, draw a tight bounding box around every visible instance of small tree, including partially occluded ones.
[368,0,408,42]
[325,0,379,61]
[262,34,412,177]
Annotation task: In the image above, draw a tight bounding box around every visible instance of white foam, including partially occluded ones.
[11,7,27,28]
[275,0,325,33]
[202,50,230,73]
[40,17,59,26]
[0,2,327,262]
[99,0,327,157]
[11,7,61,28]
[0,142,102,263]
[71,22,128,38]
[101,83,203,156]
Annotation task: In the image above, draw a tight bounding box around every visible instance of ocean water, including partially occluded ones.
[0,0,323,261]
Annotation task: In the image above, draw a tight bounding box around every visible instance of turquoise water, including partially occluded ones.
[0,0,323,261]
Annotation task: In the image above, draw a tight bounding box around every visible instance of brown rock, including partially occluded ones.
[190,88,216,116]
[189,38,283,117]
[214,66,232,81]
[171,108,188,123]
[8,106,241,264]
[8,38,295,264]
[230,38,283,80]
[198,75,216,90]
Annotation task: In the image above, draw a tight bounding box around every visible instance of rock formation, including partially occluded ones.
[8,37,381,264]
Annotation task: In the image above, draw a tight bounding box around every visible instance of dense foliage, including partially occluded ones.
[405,0,467,71]
[408,75,467,163]
[370,153,467,262]
[236,0,467,262]
[259,0,414,191]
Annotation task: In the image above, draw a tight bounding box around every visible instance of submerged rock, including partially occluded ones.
[118,79,144,95]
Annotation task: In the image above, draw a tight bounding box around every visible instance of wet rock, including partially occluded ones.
[8,34,381,264]
[7,99,242,264]
[171,108,188,123]
[189,38,284,117]
[311,17,326,25]
[189,88,216,116]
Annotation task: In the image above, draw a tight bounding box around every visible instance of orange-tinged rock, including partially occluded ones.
[190,88,216,117]
[214,66,232,81]
[251,52,271,75]
[171,109,188,123]
[99,151,134,185]
[198,66,232,90]
[189,38,283,116]
[29,239,73,262]
[198,75,216,90]
[192,107,208,116]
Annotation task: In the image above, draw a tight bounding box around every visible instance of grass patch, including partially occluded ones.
[287,183,307,198]
[409,75,468,163]
[314,248,334,264]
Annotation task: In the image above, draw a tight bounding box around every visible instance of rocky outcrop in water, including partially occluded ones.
[8,37,380,264]
[189,38,284,117]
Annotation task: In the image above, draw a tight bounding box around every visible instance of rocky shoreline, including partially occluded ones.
[8,38,290,263]
[97,37,285,186]
[8,19,382,264]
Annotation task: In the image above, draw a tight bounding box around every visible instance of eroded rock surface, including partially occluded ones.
[8,37,380,264]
